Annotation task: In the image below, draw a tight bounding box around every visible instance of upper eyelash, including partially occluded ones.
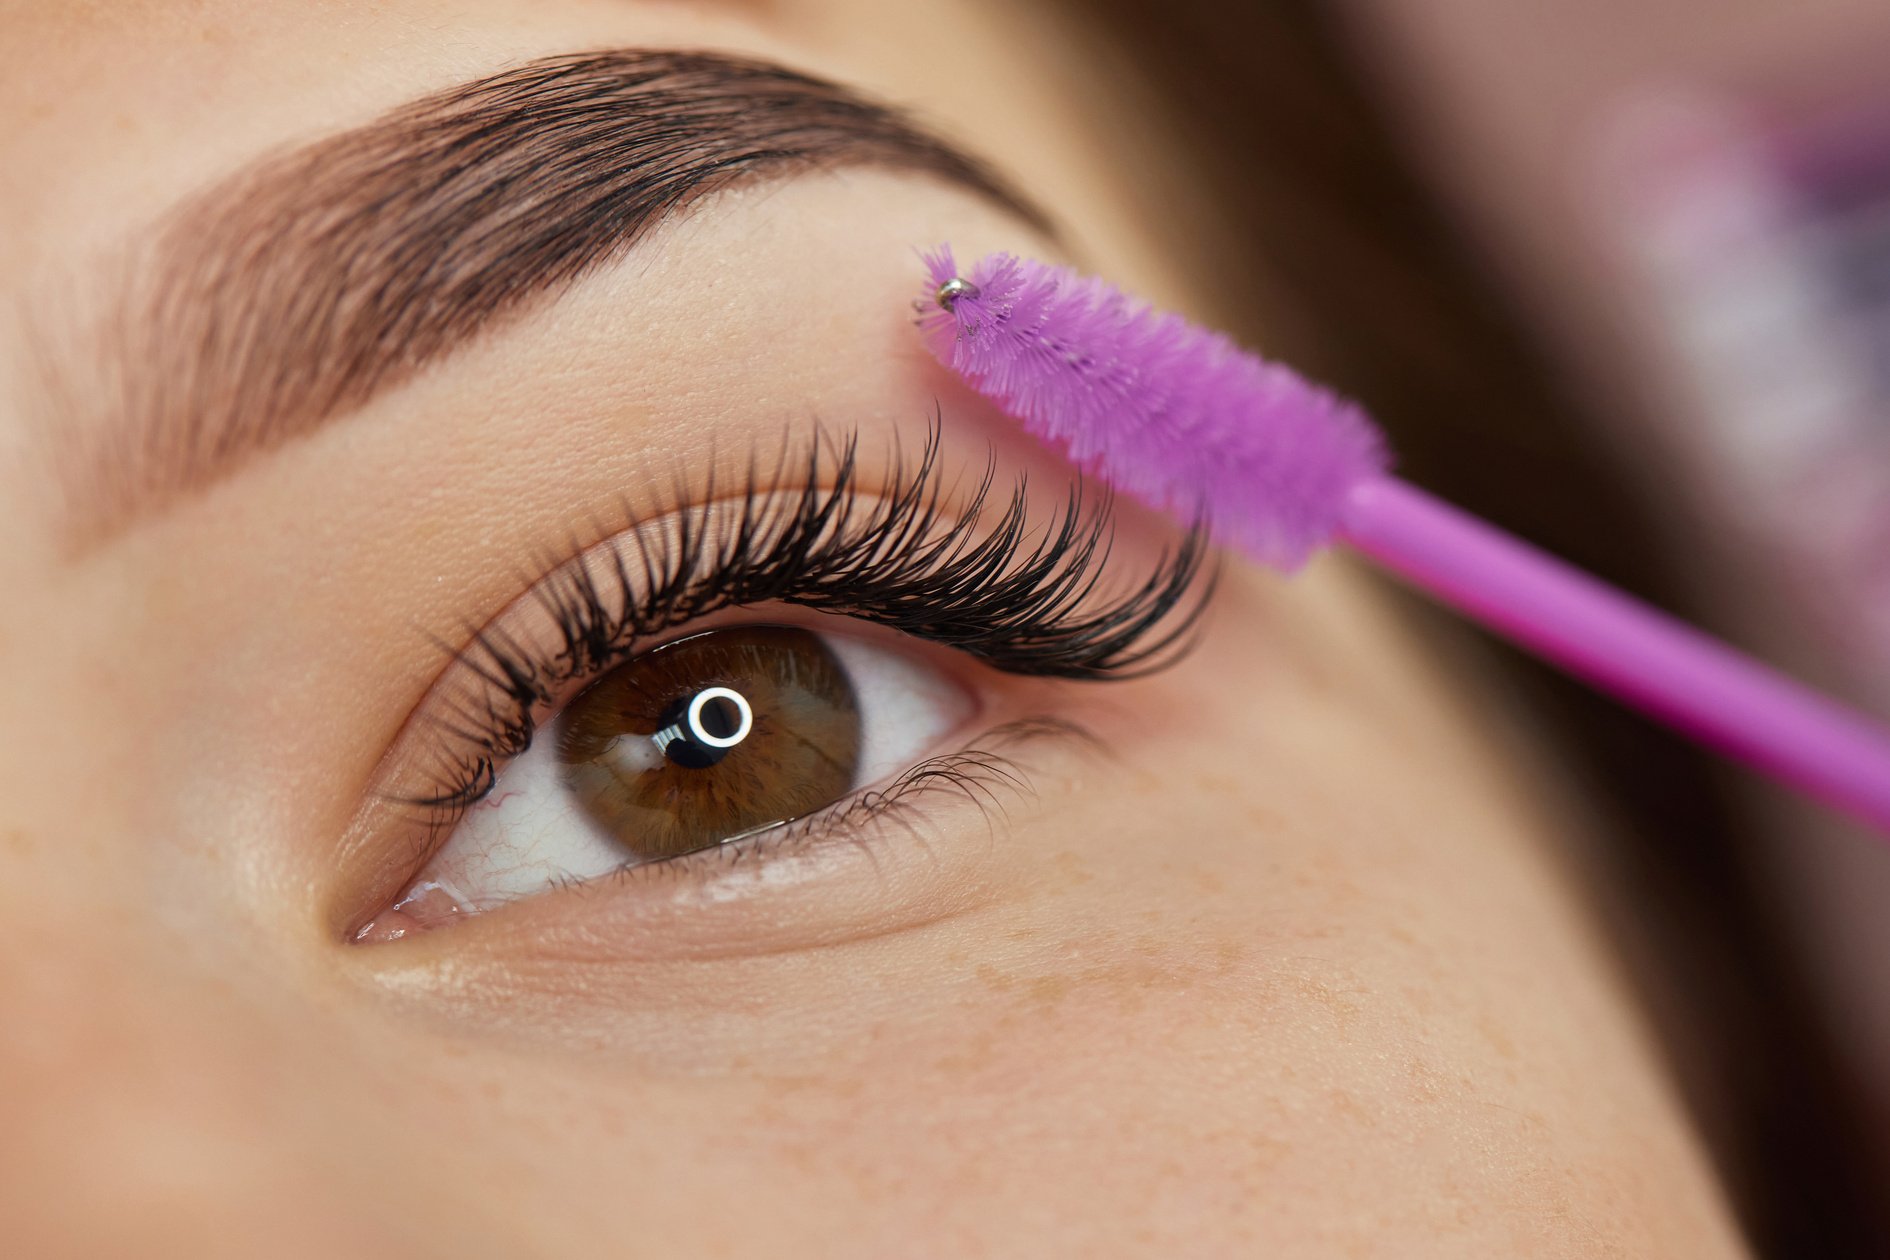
[408,420,1214,815]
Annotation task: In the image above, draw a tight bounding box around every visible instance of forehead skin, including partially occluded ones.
[0,3,1746,1257]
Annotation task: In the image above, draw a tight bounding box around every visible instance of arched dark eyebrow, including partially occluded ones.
[53,48,1048,545]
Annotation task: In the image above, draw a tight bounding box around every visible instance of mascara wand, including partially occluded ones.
[917,246,1890,834]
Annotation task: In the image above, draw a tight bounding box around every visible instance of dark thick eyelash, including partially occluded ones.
[410,421,1212,815]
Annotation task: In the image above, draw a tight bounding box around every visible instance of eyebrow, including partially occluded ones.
[50,49,1047,544]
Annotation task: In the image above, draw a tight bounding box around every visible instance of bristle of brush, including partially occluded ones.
[917,245,1389,570]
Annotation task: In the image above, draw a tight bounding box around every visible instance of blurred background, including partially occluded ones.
[1051,2,1890,1255]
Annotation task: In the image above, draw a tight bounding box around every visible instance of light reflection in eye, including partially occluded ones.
[355,625,972,939]
[683,686,753,749]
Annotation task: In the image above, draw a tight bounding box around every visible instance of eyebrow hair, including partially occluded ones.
[51,48,1048,544]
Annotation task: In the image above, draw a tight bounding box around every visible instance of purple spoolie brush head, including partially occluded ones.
[917,246,1390,570]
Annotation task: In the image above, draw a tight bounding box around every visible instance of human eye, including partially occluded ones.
[344,428,1211,944]
[359,623,975,937]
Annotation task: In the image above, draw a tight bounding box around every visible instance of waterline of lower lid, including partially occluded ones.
[352,877,474,942]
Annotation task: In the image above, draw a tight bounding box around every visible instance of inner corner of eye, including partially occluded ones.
[353,623,977,941]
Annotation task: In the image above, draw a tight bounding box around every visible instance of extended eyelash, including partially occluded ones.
[408,421,1212,815]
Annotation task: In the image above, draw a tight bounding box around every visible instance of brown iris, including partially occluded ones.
[554,626,862,860]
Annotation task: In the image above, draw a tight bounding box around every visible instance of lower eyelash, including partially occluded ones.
[562,716,1099,893]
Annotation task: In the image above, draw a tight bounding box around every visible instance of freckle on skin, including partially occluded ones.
[931,1029,1001,1080]
[1404,1056,1461,1106]
[1278,973,1366,1036]
[1026,974,1068,1007]
[1243,806,1283,831]
[4,829,33,857]
[1326,1088,1377,1128]
[1194,773,1240,797]
[974,963,1014,992]
[1478,1012,1518,1062]
[777,1141,819,1174]
[1050,850,1092,885]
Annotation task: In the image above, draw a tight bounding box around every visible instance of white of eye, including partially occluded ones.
[401,629,973,911]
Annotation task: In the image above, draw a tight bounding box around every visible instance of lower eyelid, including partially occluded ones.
[602,713,1100,891]
[349,716,1096,945]
[366,622,978,922]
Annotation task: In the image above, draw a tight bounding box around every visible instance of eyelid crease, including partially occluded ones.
[379,420,1214,842]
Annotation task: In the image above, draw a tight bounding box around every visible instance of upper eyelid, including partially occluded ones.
[375,422,1214,821]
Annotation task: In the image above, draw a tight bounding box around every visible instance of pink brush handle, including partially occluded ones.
[1340,477,1890,834]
